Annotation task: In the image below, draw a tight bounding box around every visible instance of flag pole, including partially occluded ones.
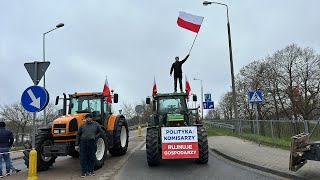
[188,18,204,54]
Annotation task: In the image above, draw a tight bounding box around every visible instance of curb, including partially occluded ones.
[209,147,307,180]
[12,156,23,161]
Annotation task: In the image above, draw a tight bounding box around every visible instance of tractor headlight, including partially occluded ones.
[60,129,66,133]
[53,129,59,134]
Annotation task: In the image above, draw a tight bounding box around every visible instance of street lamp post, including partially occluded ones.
[43,23,64,128]
[194,78,204,120]
[203,1,239,130]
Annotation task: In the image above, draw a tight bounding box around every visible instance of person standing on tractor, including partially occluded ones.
[0,120,14,178]
[170,54,190,93]
[75,114,102,178]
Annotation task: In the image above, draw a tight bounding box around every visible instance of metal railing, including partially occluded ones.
[206,119,320,147]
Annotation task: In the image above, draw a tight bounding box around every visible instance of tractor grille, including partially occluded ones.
[69,118,78,132]
[54,124,66,128]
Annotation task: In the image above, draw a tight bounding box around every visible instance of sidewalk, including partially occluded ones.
[10,151,24,160]
[208,136,320,180]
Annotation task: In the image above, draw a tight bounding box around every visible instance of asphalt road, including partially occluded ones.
[115,145,278,180]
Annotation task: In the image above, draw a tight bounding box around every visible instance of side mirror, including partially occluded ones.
[113,93,119,103]
[193,95,197,102]
[146,97,151,104]
[55,96,59,105]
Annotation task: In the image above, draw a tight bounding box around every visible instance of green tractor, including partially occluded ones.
[189,108,202,124]
[145,92,208,166]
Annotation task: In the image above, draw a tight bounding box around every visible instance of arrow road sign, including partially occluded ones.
[27,89,40,109]
[21,86,49,112]
[24,61,50,85]
[249,90,262,104]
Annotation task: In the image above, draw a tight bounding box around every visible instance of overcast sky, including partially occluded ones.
[1,0,320,113]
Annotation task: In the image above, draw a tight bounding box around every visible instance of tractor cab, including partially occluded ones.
[66,92,117,124]
[146,93,193,127]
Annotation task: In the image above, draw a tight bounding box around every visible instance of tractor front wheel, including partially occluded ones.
[146,128,161,166]
[23,130,57,171]
[94,131,108,169]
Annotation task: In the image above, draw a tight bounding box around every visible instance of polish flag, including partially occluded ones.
[185,75,191,97]
[152,77,157,96]
[103,77,112,103]
[177,11,204,33]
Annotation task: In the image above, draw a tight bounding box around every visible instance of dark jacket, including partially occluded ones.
[170,54,190,77]
[0,127,14,148]
[76,121,102,145]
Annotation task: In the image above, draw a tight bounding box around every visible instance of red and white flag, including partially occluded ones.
[103,77,112,103]
[177,11,204,33]
[152,77,157,96]
[185,75,191,97]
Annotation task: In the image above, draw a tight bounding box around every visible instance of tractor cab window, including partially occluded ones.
[70,96,102,116]
[158,96,187,114]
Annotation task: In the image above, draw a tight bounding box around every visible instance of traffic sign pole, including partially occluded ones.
[24,61,50,180]
[32,62,37,149]
[255,104,260,146]
[32,113,36,149]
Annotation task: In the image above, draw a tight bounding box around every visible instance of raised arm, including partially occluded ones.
[181,54,190,64]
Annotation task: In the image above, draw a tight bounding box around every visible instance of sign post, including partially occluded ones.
[249,90,263,146]
[135,105,144,137]
[22,61,50,180]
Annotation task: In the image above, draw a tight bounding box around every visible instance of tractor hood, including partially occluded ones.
[167,114,184,121]
[53,113,87,125]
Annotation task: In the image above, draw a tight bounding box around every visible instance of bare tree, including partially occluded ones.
[0,103,33,144]
[121,102,136,120]
[36,103,59,127]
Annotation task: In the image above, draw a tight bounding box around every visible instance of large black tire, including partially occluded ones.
[109,117,129,156]
[146,128,161,166]
[94,131,108,169]
[23,131,57,171]
[195,126,209,164]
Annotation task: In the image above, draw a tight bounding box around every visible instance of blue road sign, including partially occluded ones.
[249,90,262,104]
[204,93,211,102]
[203,101,214,109]
[21,86,49,112]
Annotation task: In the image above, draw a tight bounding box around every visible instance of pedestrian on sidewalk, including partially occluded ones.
[0,120,14,178]
[75,114,102,178]
[170,54,190,93]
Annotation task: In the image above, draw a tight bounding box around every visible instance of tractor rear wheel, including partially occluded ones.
[94,131,108,169]
[23,130,57,171]
[109,117,129,156]
[195,126,208,164]
[146,128,160,166]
